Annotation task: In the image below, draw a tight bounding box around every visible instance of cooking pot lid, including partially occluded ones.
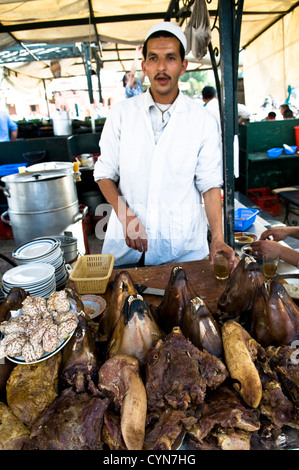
[26,162,74,173]
[54,235,77,246]
[1,169,70,183]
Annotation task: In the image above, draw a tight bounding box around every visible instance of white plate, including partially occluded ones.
[7,331,74,365]
[240,244,259,259]
[13,238,58,260]
[2,263,55,286]
[283,278,299,300]
[234,232,257,245]
[4,302,78,364]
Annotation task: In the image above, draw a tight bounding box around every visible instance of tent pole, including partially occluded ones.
[82,42,96,133]
[42,79,50,118]
[218,0,244,248]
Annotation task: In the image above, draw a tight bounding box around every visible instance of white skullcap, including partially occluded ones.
[238,104,251,119]
[145,21,187,51]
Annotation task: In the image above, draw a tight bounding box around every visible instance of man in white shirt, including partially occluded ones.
[202,86,221,131]
[94,21,235,269]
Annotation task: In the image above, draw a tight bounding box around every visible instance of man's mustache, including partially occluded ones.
[154,73,171,80]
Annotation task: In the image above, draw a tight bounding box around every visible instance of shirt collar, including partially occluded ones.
[145,88,181,115]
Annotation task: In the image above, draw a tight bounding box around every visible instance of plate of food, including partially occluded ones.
[81,295,106,319]
[240,244,259,259]
[280,278,299,300]
[0,290,79,364]
[234,232,257,245]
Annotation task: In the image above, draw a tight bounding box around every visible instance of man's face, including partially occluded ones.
[142,36,188,103]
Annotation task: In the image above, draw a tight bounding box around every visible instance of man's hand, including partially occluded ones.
[209,238,238,272]
[123,213,148,253]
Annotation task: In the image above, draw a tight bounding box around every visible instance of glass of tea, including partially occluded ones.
[214,253,229,280]
[263,255,279,278]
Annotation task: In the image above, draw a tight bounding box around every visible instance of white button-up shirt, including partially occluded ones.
[94,89,223,266]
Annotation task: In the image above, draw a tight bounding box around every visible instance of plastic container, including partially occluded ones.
[284,145,297,155]
[0,163,28,176]
[267,148,283,158]
[69,254,115,294]
[248,188,281,216]
[234,208,259,231]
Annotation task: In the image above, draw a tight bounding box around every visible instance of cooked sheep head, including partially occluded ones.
[0,287,27,322]
[107,294,161,367]
[61,314,100,393]
[217,256,265,322]
[157,266,197,333]
[182,296,223,357]
[222,321,263,409]
[98,355,147,450]
[99,271,137,342]
[251,280,299,347]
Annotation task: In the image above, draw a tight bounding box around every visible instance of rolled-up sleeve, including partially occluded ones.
[194,111,223,194]
[93,105,121,183]
[8,117,18,132]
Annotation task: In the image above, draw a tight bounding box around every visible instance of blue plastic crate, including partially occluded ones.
[0,163,28,176]
[234,208,259,231]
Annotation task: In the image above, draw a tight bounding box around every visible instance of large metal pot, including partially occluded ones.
[0,170,81,246]
[53,235,78,263]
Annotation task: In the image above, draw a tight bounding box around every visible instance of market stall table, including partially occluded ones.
[102,259,228,314]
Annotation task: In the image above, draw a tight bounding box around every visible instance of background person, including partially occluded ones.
[237,103,251,124]
[202,85,220,130]
[123,45,145,98]
[0,109,18,142]
[251,226,299,268]
[283,108,295,119]
[263,111,276,121]
[280,103,291,118]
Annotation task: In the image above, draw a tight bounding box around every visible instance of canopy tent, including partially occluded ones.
[0,1,298,76]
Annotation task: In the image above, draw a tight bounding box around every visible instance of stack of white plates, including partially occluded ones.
[2,263,56,298]
[12,237,69,290]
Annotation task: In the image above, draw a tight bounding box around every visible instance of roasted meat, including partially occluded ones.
[6,353,61,428]
[222,321,263,408]
[102,410,126,450]
[0,287,27,323]
[217,257,265,323]
[268,345,299,405]
[144,408,197,450]
[188,386,260,450]
[61,313,100,394]
[0,402,30,450]
[251,280,299,346]
[98,355,147,450]
[29,387,110,450]
[254,345,299,429]
[99,271,137,342]
[107,294,162,366]
[157,266,197,333]
[182,296,223,357]
[145,327,228,412]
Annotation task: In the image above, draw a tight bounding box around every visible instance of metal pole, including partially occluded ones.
[82,42,96,133]
[218,0,244,248]
[42,79,50,118]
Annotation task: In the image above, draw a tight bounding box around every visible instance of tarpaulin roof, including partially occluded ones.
[0,0,298,78]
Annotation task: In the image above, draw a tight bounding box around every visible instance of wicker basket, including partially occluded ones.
[69,254,115,294]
